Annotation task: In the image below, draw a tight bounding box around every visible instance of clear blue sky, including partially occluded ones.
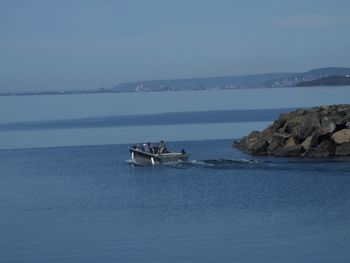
[1,0,349,92]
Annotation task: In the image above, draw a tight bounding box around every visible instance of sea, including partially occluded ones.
[1,86,350,262]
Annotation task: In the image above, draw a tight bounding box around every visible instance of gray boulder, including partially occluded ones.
[301,133,318,151]
[249,138,269,155]
[275,145,303,157]
[320,117,336,134]
[335,143,350,156]
[267,136,285,154]
[304,140,336,158]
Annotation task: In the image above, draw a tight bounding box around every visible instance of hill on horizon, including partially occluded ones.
[112,67,350,92]
[296,75,350,87]
[2,67,350,96]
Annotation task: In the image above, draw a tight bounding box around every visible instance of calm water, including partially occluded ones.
[1,87,350,262]
[1,86,350,123]
[1,141,350,262]
[0,86,349,149]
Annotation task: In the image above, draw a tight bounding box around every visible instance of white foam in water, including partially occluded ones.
[189,158,264,168]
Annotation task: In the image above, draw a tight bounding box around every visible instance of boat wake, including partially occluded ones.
[187,159,266,169]
[127,158,350,174]
[127,158,266,169]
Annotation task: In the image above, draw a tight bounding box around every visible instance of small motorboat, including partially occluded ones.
[129,143,188,165]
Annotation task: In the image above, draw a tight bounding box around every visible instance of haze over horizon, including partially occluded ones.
[1,0,350,92]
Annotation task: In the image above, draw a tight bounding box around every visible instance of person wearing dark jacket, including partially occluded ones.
[158,140,166,154]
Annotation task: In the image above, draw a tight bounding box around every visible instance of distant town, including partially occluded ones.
[1,67,350,96]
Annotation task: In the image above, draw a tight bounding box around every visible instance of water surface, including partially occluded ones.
[1,140,350,262]
[1,86,349,149]
[1,86,349,123]
[1,87,350,262]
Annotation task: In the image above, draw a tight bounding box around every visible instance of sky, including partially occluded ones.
[0,0,350,92]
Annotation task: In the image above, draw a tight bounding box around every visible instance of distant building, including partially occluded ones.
[135,84,144,92]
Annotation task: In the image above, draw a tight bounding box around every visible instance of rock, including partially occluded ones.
[320,117,336,134]
[303,147,326,158]
[304,140,336,158]
[302,115,321,138]
[234,104,350,158]
[288,115,307,127]
[247,131,261,139]
[288,113,321,140]
[249,138,269,155]
[344,114,350,123]
[260,128,274,144]
[274,132,292,139]
[269,119,286,132]
[335,143,350,156]
[267,136,285,154]
[285,136,299,147]
[331,129,350,144]
[316,131,332,144]
[324,114,345,126]
[301,134,318,151]
[236,131,260,152]
[275,145,303,157]
[277,122,288,133]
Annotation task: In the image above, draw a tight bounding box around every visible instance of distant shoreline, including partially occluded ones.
[2,67,349,97]
[1,84,350,97]
[0,86,288,97]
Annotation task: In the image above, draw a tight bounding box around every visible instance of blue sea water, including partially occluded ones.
[1,86,350,149]
[1,141,350,262]
[1,87,350,262]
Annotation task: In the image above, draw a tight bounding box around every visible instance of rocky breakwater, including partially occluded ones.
[234,105,350,157]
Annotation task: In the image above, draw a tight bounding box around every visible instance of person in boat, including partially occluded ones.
[148,143,154,153]
[158,140,167,154]
[144,143,154,153]
[139,144,145,151]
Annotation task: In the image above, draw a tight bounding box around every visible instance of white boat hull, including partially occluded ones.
[129,148,188,165]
